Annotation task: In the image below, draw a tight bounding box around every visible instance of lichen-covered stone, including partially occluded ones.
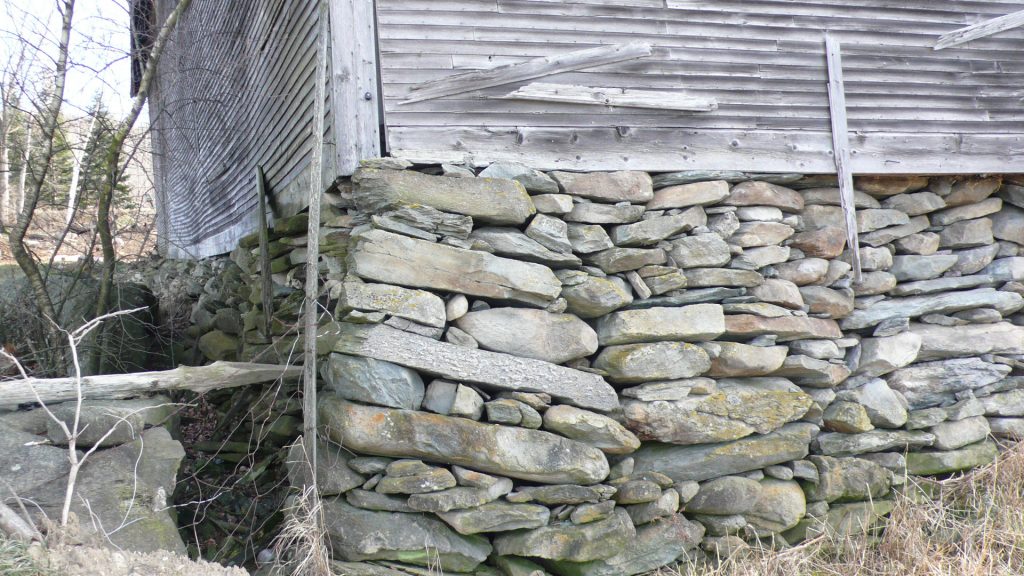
[684,476,763,515]
[905,441,998,475]
[319,397,610,484]
[594,342,711,384]
[437,501,551,535]
[456,308,598,364]
[548,514,703,576]
[336,282,447,328]
[543,405,640,455]
[595,304,725,345]
[492,509,636,562]
[323,353,425,410]
[804,456,890,503]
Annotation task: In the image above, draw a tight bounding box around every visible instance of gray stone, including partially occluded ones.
[493,509,636,562]
[567,224,615,254]
[703,342,788,377]
[625,488,679,525]
[851,271,897,296]
[323,498,491,571]
[446,294,469,321]
[552,171,653,203]
[856,209,910,233]
[438,501,551,535]
[286,439,365,496]
[642,269,688,295]
[737,205,784,222]
[594,342,711,384]
[610,210,705,247]
[349,229,562,307]
[683,268,764,288]
[559,272,633,319]
[595,304,725,345]
[0,421,74,499]
[988,417,1024,439]
[668,234,731,268]
[456,308,598,364]
[565,203,644,225]
[815,429,935,456]
[508,484,614,505]
[323,353,425,410]
[485,399,526,425]
[980,389,1024,417]
[859,215,929,247]
[929,416,990,451]
[333,323,618,411]
[572,500,617,524]
[320,398,610,484]
[822,401,873,433]
[982,256,1024,281]
[526,214,573,254]
[805,456,890,503]
[942,176,1002,206]
[881,192,946,215]
[894,232,941,255]
[912,321,1024,361]
[939,218,994,249]
[543,405,640,455]
[345,489,416,513]
[724,314,843,341]
[377,465,456,495]
[612,480,662,504]
[772,355,851,388]
[407,478,513,513]
[773,258,830,286]
[648,180,730,209]
[855,175,929,196]
[725,181,804,212]
[352,167,534,225]
[838,378,909,429]
[445,326,478,348]
[471,227,582,267]
[802,187,880,209]
[550,514,702,576]
[750,279,804,309]
[729,221,795,247]
[992,204,1024,245]
[43,402,144,449]
[931,197,1002,225]
[799,286,854,318]
[708,211,741,239]
[905,441,997,475]
[789,339,842,360]
[889,274,996,297]
[731,245,791,270]
[889,255,959,282]
[693,514,746,536]
[534,193,575,214]
[685,476,763,515]
[746,479,806,534]
[586,247,666,274]
[480,162,559,194]
[631,422,819,482]
[422,380,485,420]
[856,332,922,378]
[620,378,715,401]
[375,204,474,239]
[841,288,1024,330]
[886,358,1011,409]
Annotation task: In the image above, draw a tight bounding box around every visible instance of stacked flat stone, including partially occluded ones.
[191,161,1024,576]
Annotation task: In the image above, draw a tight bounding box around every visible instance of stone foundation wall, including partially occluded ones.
[192,161,1024,575]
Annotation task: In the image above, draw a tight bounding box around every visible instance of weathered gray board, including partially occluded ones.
[376,0,1024,173]
[150,0,330,258]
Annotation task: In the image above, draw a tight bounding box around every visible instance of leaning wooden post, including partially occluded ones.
[301,0,330,483]
[824,33,862,282]
[256,166,274,339]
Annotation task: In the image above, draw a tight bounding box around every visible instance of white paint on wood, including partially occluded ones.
[502,82,717,111]
[330,0,382,175]
[935,9,1024,49]
[825,34,862,281]
[401,41,653,104]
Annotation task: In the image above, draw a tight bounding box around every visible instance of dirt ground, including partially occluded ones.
[30,542,250,576]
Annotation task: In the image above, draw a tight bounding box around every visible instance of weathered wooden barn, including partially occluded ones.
[147,0,1024,258]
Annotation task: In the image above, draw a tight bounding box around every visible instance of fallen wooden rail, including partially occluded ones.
[0,361,302,409]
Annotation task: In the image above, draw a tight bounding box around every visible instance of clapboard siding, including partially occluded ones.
[150,0,327,258]
[377,0,1024,172]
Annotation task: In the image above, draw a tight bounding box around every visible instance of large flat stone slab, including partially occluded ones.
[911,322,1024,361]
[492,508,635,562]
[723,315,842,341]
[631,422,819,482]
[886,358,1011,410]
[841,288,1024,330]
[322,498,492,572]
[455,307,598,364]
[319,397,610,484]
[333,323,618,411]
[352,168,535,225]
[595,304,725,345]
[348,229,561,307]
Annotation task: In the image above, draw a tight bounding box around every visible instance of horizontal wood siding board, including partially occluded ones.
[376,0,1024,172]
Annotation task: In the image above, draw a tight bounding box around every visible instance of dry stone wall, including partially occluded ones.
[198,161,1024,575]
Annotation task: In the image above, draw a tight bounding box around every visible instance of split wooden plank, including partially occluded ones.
[824,33,862,281]
[502,82,717,111]
[0,362,303,409]
[401,41,653,104]
[935,9,1024,50]
[329,0,382,174]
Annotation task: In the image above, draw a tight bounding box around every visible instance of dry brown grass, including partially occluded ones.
[660,442,1024,576]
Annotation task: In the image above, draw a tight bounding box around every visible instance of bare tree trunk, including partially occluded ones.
[8,0,74,362]
[93,0,193,372]
[16,124,30,215]
[0,122,8,230]
[66,111,97,224]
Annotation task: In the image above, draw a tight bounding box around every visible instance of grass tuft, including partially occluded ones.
[0,537,50,576]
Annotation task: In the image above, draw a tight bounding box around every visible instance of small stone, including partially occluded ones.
[526,214,572,254]
[942,176,1002,207]
[857,209,910,233]
[881,192,946,216]
[594,342,711,384]
[939,218,994,249]
[456,308,598,364]
[445,326,479,348]
[566,224,615,254]
[725,181,804,212]
[349,457,393,475]
[571,500,617,524]
[595,304,725,345]
[586,247,666,274]
[702,342,788,377]
[377,465,457,495]
[992,205,1024,245]
[543,405,641,455]
[745,479,806,534]
[323,354,425,410]
[854,175,929,196]
[856,332,922,378]
[685,476,763,515]
[560,272,633,319]
[480,162,559,194]
[890,255,959,282]
[929,416,990,451]
[613,480,662,504]
[837,378,908,429]
[859,216,929,247]
[805,456,890,503]
[802,187,879,209]
[508,484,613,505]
[750,279,804,309]
[905,441,997,475]
[669,234,732,268]
[626,488,679,525]
[894,232,941,255]
[773,258,830,286]
[609,210,705,247]
[815,429,934,456]
[492,509,636,562]
[446,294,469,321]
[730,222,795,247]
[931,197,1002,226]
[533,193,575,214]
[471,227,582,267]
[437,501,551,535]
[407,477,514,513]
[566,203,644,225]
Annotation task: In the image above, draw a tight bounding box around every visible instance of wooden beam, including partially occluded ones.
[0,362,303,409]
[401,41,653,105]
[502,82,717,112]
[330,0,382,175]
[824,33,862,282]
[935,9,1024,50]
[256,166,274,339]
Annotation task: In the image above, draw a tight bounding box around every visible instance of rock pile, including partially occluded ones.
[191,162,1024,575]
